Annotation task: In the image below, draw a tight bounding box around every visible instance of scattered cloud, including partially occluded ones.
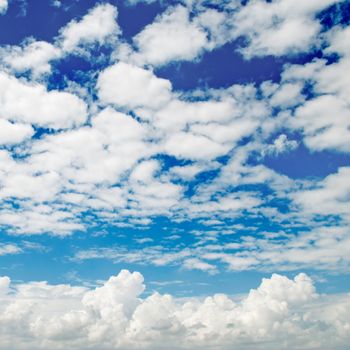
[97,62,172,110]
[0,72,87,129]
[232,0,339,58]
[59,3,120,52]
[131,5,209,66]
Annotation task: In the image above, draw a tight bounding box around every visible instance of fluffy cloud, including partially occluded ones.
[0,270,349,349]
[261,134,298,157]
[293,95,350,152]
[0,119,34,145]
[97,62,172,109]
[131,5,209,66]
[232,0,339,57]
[59,3,120,52]
[0,72,87,129]
[0,41,61,77]
[163,131,230,160]
[293,166,350,219]
[280,25,350,153]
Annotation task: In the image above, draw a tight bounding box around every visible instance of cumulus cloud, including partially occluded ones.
[280,25,350,154]
[59,3,120,52]
[0,270,349,350]
[293,166,350,219]
[0,119,34,145]
[0,72,87,129]
[0,40,61,77]
[293,95,350,152]
[232,0,339,58]
[261,134,298,157]
[97,62,172,110]
[131,5,209,66]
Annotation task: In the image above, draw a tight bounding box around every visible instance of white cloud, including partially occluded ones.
[326,25,350,57]
[131,5,208,66]
[163,131,230,160]
[0,270,349,349]
[0,72,87,129]
[264,82,304,108]
[125,0,157,5]
[293,94,350,153]
[144,98,236,131]
[233,0,338,58]
[261,134,298,157]
[97,62,172,110]
[0,243,22,256]
[293,166,350,219]
[0,40,61,77]
[182,258,217,273]
[0,119,34,145]
[0,207,84,236]
[59,3,120,52]
[276,26,350,154]
[0,0,8,15]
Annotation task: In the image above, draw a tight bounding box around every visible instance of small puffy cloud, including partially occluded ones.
[293,95,350,153]
[0,72,87,129]
[0,0,8,15]
[163,131,231,161]
[183,258,217,274]
[132,5,208,66]
[147,98,236,132]
[262,134,298,157]
[59,3,120,52]
[0,120,34,145]
[0,41,61,77]
[281,26,350,154]
[293,166,350,218]
[97,62,172,109]
[263,82,304,108]
[233,0,338,58]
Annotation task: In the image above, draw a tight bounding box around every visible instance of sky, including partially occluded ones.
[0,0,350,349]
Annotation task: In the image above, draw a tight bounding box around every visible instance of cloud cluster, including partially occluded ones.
[0,3,120,77]
[0,72,87,129]
[284,26,350,153]
[0,270,349,350]
[59,3,120,52]
[0,1,349,277]
[232,0,339,57]
[116,0,340,65]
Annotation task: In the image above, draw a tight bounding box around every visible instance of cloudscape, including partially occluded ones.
[0,0,349,349]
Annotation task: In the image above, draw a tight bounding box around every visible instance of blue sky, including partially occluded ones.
[0,0,350,349]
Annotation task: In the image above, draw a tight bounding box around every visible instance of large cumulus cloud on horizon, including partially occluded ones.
[0,270,350,350]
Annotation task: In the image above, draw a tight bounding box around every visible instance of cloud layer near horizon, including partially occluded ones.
[0,270,349,350]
